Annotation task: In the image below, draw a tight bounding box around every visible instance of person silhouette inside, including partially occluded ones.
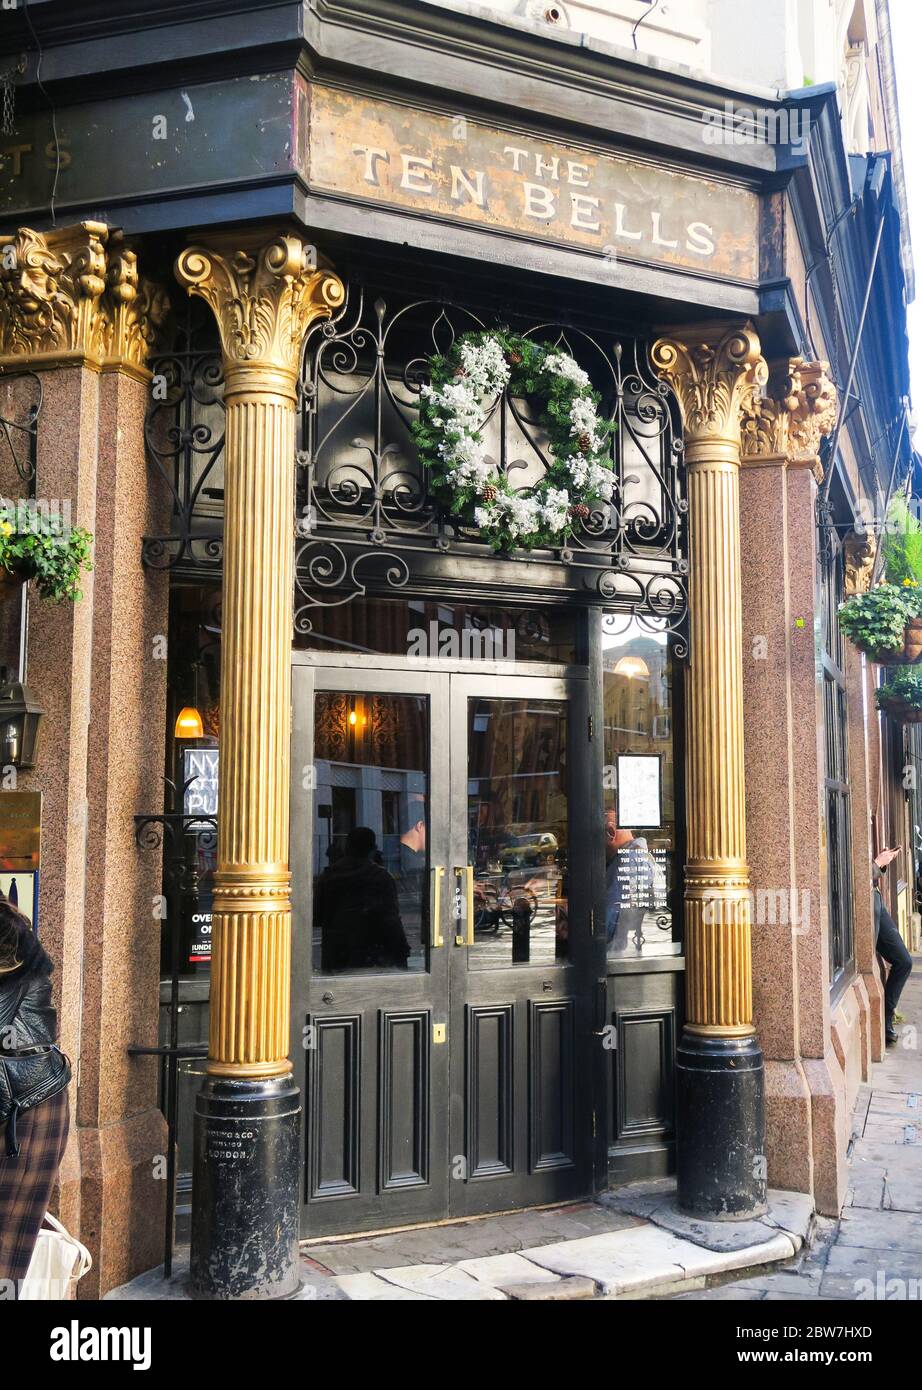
[315,826,410,972]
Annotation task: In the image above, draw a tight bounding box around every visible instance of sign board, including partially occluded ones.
[306,84,761,281]
[616,754,662,830]
[1,72,760,284]
[184,747,218,819]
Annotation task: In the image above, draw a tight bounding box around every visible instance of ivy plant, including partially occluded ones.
[876,666,922,713]
[0,509,94,602]
[838,582,922,657]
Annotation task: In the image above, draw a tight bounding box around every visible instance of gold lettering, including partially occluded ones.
[0,144,32,178]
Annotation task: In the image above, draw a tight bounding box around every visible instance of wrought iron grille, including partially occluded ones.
[295,289,687,648]
[142,297,225,575]
[0,366,41,496]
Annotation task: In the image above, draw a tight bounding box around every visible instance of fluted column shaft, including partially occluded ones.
[175,235,344,1081]
[683,435,752,1034]
[208,367,297,1077]
[652,325,768,1039]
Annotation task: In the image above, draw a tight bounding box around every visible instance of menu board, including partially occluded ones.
[616,754,662,830]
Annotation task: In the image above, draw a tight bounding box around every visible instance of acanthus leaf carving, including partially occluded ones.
[739,357,836,475]
[174,235,345,380]
[650,323,768,445]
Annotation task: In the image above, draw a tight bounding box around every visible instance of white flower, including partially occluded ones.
[543,352,590,389]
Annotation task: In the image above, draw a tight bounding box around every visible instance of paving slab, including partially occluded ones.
[837,1207,922,1254]
[499,1276,596,1300]
[518,1223,796,1297]
[369,1263,508,1300]
[600,1182,811,1254]
[455,1252,562,1286]
[336,1272,437,1301]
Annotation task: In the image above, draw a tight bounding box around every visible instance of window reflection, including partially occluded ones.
[602,618,679,957]
[467,697,568,969]
[312,692,428,973]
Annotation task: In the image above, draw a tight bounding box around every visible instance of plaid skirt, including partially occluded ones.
[0,1088,70,1294]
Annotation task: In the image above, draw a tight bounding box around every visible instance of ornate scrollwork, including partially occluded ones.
[175,235,344,380]
[0,366,42,490]
[142,297,226,574]
[295,287,688,645]
[651,323,767,443]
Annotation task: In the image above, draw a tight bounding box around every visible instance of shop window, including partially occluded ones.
[820,541,855,988]
[601,614,682,958]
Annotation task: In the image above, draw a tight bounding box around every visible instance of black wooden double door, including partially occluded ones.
[291,661,595,1235]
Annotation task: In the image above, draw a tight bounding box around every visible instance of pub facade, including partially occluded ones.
[0,0,912,1297]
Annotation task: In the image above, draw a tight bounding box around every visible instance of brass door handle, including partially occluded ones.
[454,865,475,947]
[432,865,446,948]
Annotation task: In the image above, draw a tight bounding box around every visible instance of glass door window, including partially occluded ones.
[465,696,569,969]
[600,616,681,959]
[312,691,431,974]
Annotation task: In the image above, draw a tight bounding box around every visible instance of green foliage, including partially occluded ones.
[881,496,922,586]
[838,583,922,657]
[411,329,616,552]
[0,509,94,602]
[876,666,922,711]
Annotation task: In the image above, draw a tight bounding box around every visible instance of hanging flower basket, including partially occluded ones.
[411,329,616,552]
[838,583,922,665]
[0,510,93,603]
[875,668,922,724]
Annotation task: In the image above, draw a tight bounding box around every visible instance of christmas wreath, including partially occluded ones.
[411,329,616,551]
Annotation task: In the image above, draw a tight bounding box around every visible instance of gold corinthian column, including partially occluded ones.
[175,233,344,1299]
[651,323,769,1218]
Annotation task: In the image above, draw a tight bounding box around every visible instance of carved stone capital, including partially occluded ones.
[843,531,877,596]
[651,322,768,447]
[174,234,345,390]
[740,357,837,478]
[0,222,167,378]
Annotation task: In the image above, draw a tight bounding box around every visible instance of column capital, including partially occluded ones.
[651,321,768,448]
[174,233,345,393]
[740,357,837,479]
[0,222,168,380]
[843,531,877,596]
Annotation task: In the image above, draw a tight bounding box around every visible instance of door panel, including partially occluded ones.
[292,666,450,1235]
[293,664,594,1235]
[448,674,592,1217]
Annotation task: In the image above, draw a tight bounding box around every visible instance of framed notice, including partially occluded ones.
[616,754,662,831]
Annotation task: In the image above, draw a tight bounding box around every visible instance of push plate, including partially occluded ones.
[433,1023,447,1045]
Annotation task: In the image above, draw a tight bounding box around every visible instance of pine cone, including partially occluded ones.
[481,484,498,503]
[570,503,590,520]
[507,350,523,366]
[578,432,592,454]
[453,366,467,378]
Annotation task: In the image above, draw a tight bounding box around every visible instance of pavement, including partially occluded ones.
[672,954,922,1301]
[107,958,922,1303]
[107,1185,813,1301]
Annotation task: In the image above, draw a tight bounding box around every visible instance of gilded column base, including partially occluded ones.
[207,869,293,1080]
[684,865,754,1038]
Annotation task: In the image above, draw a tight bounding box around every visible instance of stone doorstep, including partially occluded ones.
[333,1204,811,1301]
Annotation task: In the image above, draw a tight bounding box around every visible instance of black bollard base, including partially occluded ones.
[190,1072,302,1300]
[675,1031,767,1220]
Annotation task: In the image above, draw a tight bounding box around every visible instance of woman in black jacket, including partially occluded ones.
[0,898,70,1293]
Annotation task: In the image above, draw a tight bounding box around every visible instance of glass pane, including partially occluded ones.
[601,617,678,958]
[312,692,429,974]
[466,696,568,969]
[297,597,577,664]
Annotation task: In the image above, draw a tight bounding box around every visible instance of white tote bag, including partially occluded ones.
[20,1212,92,1301]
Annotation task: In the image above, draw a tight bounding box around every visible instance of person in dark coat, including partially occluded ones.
[315,826,411,972]
[873,848,913,1045]
[0,898,70,1295]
